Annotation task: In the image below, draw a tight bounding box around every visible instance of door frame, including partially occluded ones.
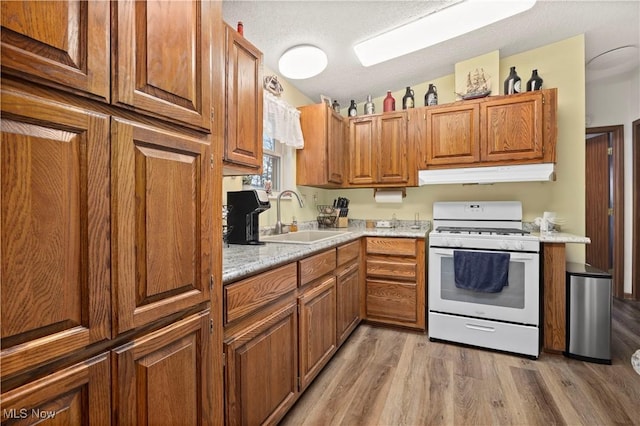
[585,125,624,299]
[632,119,640,300]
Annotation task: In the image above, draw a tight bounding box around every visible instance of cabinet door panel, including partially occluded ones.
[366,280,417,323]
[481,93,544,162]
[1,353,111,424]
[426,104,480,165]
[349,118,376,184]
[327,110,345,184]
[112,0,212,129]
[366,258,417,280]
[336,262,360,345]
[112,118,211,334]
[1,89,110,378]
[225,302,298,426]
[113,310,213,425]
[1,1,110,101]
[378,112,408,184]
[224,25,263,170]
[299,275,337,390]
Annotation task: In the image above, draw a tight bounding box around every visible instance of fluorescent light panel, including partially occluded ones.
[354,0,537,67]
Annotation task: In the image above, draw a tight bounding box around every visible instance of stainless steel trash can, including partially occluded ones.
[564,262,612,364]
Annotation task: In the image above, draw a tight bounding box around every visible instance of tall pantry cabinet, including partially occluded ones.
[1,1,224,424]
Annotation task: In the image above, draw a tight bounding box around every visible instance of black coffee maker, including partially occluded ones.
[226,190,271,245]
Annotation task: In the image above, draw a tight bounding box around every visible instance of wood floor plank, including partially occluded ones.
[280,299,640,426]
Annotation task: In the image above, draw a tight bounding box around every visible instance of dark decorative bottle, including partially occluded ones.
[526,69,543,91]
[237,21,244,36]
[364,95,375,115]
[402,86,414,109]
[348,100,357,117]
[332,99,340,112]
[504,66,521,95]
[383,91,396,112]
[424,84,438,106]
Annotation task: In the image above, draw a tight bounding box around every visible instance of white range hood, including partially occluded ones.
[418,163,555,185]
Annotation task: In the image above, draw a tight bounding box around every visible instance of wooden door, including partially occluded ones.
[1,88,111,378]
[585,133,611,272]
[327,109,345,184]
[378,112,409,184]
[426,104,480,166]
[112,0,212,129]
[298,275,337,390]
[481,91,544,162]
[1,353,111,424]
[224,24,263,171]
[111,118,212,334]
[225,302,298,426]
[336,262,360,345]
[113,310,213,425]
[1,1,110,101]
[349,117,376,185]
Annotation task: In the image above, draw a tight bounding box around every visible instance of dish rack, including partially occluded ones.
[316,205,338,228]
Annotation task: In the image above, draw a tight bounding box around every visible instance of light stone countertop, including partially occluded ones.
[535,232,591,244]
[222,222,590,284]
[222,221,430,284]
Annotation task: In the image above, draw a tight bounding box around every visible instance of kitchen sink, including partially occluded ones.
[260,230,350,244]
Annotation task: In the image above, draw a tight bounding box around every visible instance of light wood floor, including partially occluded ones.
[281,298,640,426]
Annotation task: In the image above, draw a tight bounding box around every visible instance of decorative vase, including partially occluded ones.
[424,84,438,106]
[402,86,414,109]
[526,69,543,91]
[348,100,357,117]
[364,95,375,115]
[504,66,521,95]
[383,91,395,112]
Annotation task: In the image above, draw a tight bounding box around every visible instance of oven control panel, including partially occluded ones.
[429,233,539,252]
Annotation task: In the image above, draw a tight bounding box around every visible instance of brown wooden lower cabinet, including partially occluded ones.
[112,309,214,425]
[298,274,337,391]
[336,261,360,345]
[224,299,299,426]
[364,237,426,330]
[1,353,111,424]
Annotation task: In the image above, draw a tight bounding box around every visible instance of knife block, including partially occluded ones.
[336,217,349,228]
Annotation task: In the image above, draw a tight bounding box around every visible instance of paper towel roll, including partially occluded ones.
[374,190,403,203]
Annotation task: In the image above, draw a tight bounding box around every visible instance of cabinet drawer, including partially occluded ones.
[299,249,336,287]
[225,263,297,324]
[337,240,360,266]
[366,237,416,257]
[366,258,416,280]
[366,280,417,322]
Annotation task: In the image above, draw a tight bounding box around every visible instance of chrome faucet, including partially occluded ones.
[274,190,304,234]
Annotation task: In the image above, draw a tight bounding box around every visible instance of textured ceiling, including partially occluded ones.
[222,1,640,104]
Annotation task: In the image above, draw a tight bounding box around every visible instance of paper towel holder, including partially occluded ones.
[373,188,406,199]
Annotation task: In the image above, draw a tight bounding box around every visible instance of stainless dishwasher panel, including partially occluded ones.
[564,262,612,364]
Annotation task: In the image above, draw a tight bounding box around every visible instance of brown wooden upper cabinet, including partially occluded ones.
[413,89,557,169]
[348,111,412,187]
[223,23,264,175]
[112,0,213,130]
[111,118,212,335]
[297,103,346,187]
[1,88,111,379]
[1,1,110,101]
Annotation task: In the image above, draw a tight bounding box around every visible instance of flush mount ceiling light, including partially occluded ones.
[278,45,328,79]
[354,0,537,67]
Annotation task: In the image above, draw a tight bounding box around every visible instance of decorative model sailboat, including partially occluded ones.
[457,68,491,100]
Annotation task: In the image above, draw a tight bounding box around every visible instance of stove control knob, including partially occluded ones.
[499,241,509,250]
[441,238,450,247]
[515,241,525,250]
[453,239,462,247]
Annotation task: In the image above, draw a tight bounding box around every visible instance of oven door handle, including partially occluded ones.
[431,248,536,261]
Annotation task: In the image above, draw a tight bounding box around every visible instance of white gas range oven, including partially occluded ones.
[428,201,541,358]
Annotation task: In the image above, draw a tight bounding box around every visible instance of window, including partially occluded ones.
[248,135,282,193]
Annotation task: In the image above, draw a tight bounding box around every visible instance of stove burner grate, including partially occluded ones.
[435,226,530,236]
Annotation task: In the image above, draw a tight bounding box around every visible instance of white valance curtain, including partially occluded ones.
[263,90,304,149]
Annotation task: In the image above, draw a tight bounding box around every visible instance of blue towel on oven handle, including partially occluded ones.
[453,250,510,293]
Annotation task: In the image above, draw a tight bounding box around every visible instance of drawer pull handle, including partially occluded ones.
[465,324,495,332]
